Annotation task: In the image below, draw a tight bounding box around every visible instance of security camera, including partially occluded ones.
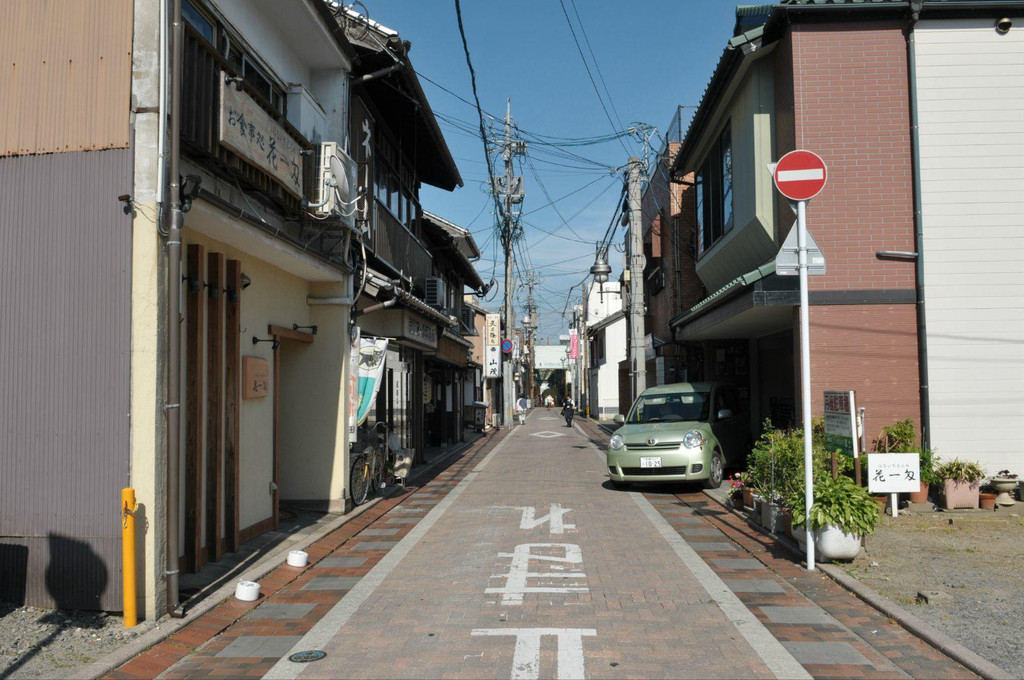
[996,17,1012,35]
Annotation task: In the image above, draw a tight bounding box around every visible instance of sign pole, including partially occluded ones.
[798,199,815,571]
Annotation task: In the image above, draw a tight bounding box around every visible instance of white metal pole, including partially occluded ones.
[798,199,815,571]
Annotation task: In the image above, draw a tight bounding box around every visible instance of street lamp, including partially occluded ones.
[590,244,612,303]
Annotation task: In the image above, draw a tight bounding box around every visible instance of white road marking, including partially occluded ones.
[487,543,588,605]
[515,504,575,534]
[471,628,596,680]
[529,430,565,438]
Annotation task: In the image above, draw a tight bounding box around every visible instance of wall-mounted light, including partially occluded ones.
[180,174,203,213]
[224,74,244,88]
[252,336,280,350]
[292,324,318,335]
[876,250,919,262]
[996,17,1012,35]
[240,273,252,290]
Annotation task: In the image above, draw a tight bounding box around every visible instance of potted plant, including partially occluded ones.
[789,475,881,561]
[990,470,1018,507]
[934,458,985,510]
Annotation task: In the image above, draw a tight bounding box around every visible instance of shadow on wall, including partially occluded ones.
[45,533,109,611]
[0,543,29,605]
[0,536,109,679]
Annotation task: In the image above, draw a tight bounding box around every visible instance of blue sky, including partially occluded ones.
[367,1,739,340]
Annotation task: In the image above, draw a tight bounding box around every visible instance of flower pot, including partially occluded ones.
[782,509,794,540]
[761,502,784,534]
[816,525,863,561]
[872,496,888,516]
[990,477,1017,506]
[942,479,980,510]
[908,479,929,504]
[979,492,997,511]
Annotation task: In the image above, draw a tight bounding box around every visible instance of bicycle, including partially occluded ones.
[349,422,390,506]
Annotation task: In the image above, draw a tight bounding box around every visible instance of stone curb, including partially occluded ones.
[70,432,496,680]
[701,490,1015,680]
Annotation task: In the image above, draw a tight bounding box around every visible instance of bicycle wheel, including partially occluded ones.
[369,446,386,493]
[349,454,370,506]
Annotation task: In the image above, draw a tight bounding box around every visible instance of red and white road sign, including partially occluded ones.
[773,150,827,201]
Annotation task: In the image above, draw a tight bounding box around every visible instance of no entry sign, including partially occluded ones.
[773,150,827,201]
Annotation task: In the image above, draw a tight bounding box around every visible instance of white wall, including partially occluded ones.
[587,281,622,325]
[594,316,627,418]
[915,18,1024,474]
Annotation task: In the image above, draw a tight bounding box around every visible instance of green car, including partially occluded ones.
[606,382,749,489]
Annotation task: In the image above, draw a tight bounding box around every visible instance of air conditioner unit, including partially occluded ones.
[424,277,446,309]
[315,141,358,226]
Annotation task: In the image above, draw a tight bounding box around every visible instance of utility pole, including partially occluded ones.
[497,100,525,428]
[626,157,647,404]
[525,271,539,405]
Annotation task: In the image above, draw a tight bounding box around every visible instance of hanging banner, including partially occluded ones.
[569,329,579,360]
[348,327,361,441]
[485,345,501,378]
[356,336,389,426]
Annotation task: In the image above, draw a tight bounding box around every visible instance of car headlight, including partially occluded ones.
[682,430,705,449]
[609,434,624,450]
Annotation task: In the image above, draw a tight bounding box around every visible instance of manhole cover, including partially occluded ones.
[289,650,327,663]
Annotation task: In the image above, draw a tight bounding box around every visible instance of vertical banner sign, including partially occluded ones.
[485,313,502,378]
[824,391,858,458]
[356,337,389,425]
[348,327,361,441]
[485,346,502,378]
[569,329,579,360]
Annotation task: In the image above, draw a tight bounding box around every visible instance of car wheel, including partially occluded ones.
[703,450,724,489]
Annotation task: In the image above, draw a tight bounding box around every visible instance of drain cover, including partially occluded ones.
[289,650,326,663]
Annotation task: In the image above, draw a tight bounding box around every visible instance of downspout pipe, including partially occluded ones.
[165,0,185,618]
[906,2,932,451]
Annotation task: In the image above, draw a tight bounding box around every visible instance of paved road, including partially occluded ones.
[109,410,975,679]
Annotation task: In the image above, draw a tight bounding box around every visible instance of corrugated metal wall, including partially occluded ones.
[0,148,133,611]
[0,0,133,157]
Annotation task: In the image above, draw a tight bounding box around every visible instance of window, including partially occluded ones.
[695,124,734,257]
[182,0,214,43]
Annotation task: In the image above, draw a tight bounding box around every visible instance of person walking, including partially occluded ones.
[563,396,575,428]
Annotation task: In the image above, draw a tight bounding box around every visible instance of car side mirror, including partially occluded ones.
[717,408,734,421]
[613,414,625,425]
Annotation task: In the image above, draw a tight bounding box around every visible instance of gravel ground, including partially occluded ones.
[836,506,1024,679]
[0,602,151,679]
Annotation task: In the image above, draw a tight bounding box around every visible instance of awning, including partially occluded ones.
[669,260,798,342]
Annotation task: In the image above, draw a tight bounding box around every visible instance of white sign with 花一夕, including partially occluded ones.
[219,76,304,198]
[867,453,921,494]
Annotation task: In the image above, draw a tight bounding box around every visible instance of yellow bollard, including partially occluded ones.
[121,487,137,627]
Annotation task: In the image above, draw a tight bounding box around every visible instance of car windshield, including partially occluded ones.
[626,391,711,424]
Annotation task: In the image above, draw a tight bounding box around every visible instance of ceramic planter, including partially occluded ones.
[908,479,929,504]
[990,477,1017,506]
[816,525,863,561]
[979,492,997,510]
[761,502,784,534]
[942,479,980,510]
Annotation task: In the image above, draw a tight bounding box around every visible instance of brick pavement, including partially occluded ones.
[106,413,977,679]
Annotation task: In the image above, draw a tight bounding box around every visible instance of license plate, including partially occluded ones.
[639,457,662,468]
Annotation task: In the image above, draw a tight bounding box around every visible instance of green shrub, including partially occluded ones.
[746,418,851,506]
[934,457,985,483]
[789,475,881,535]
[875,419,936,484]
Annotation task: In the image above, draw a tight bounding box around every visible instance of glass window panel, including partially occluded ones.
[695,169,706,255]
[182,1,214,43]
[720,127,734,234]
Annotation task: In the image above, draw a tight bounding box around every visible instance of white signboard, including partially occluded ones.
[485,345,501,378]
[824,390,858,458]
[485,314,501,346]
[219,75,304,197]
[868,453,921,494]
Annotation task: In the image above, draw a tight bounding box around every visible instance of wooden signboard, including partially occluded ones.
[242,356,270,399]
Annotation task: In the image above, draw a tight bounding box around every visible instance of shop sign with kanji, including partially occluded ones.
[867,453,921,494]
[219,74,304,198]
